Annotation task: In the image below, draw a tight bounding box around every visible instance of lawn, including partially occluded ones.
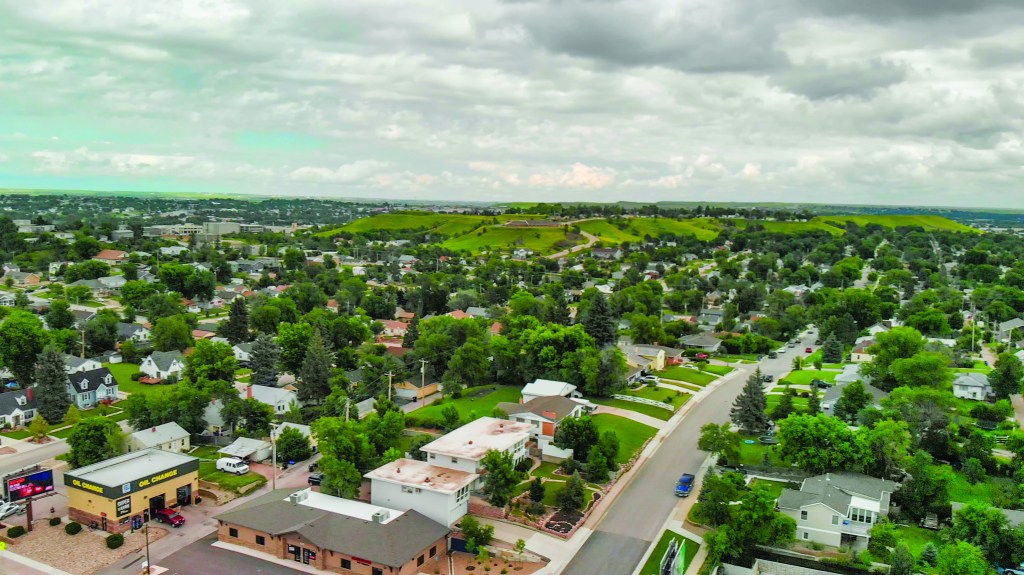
[540,481,598,508]
[736,437,786,467]
[198,461,268,493]
[946,468,1013,505]
[628,386,690,409]
[627,218,724,242]
[779,370,839,386]
[442,226,577,255]
[1,429,31,439]
[591,414,658,465]
[702,365,734,376]
[659,367,717,386]
[766,395,809,411]
[317,212,489,238]
[658,380,702,392]
[715,354,761,363]
[749,478,798,499]
[577,220,642,244]
[189,445,224,460]
[409,386,521,421]
[638,530,700,575]
[894,525,942,558]
[104,363,176,396]
[589,397,674,421]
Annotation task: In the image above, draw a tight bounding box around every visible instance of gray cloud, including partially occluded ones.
[770,58,907,100]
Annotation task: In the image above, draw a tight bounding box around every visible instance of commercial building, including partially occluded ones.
[216,488,449,575]
[419,416,531,488]
[64,449,200,533]
[365,458,476,527]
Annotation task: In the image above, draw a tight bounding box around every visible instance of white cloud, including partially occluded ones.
[289,160,390,183]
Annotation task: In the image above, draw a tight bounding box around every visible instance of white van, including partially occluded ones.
[216,458,250,475]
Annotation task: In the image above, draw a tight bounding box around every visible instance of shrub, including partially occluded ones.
[49,517,62,526]
[528,501,546,516]
[106,533,124,549]
[514,458,532,474]
[451,390,463,399]
[130,372,142,381]
[65,521,82,535]
[7,525,26,538]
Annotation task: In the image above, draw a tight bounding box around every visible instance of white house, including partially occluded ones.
[778,472,898,548]
[497,395,587,462]
[271,421,317,450]
[140,350,186,380]
[244,385,298,414]
[521,379,580,403]
[62,354,102,374]
[850,338,875,363]
[219,436,272,461]
[127,422,190,453]
[0,389,37,428]
[365,458,477,527]
[65,367,118,409]
[116,322,150,343]
[419,417,532,488]
[952,372,993,401]
[232,342,253,363]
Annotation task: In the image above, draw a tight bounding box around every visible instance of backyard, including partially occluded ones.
[589,397,675,421]
[778,370,840,386]
[198,460,267,493]
[659,366,717,386]
[104,363,175,396]
[408,385,521,421]
[749,478,798,498]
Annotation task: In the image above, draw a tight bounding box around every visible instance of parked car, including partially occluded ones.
[640,374,659,383]
[0,501,26,520]
[696,353,709,359]
[684,364,699,370]
[811,379,832,389]
[718,464,747,475]
[308,472,325,486]
[762,374,774,383]
[216,458,250,475]
[805,347,813,353]
[767,352,777,359]
[154,507,185,527]
[787,342,797,348]
[675,473,695,497]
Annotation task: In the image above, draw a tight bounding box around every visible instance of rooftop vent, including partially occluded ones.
[289,490,309,504]
[372,510,390,524]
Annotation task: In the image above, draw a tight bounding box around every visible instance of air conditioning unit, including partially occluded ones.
[372,510,390,523]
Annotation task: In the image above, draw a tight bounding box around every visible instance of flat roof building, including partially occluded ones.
[419,417,532,484]
[366,458,477,526]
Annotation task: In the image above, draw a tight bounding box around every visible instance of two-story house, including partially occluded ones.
[418,417,532,489]
[232,342,253,364]
[116,322,150,343]
[244,385,298,415]
[521,379,582,403]
[497,395,587,462]
[62,354,103,374]
[778,472,898,548]
[140,351,186,381]
[365,458,477,527]
[65,367,119,409]
[952,372,994,401]
[0,389,37,428]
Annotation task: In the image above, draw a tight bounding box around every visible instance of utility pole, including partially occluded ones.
[385,371,394,401]
[80,330,86,359]
[270,422,279,490]
[420,359,428,389]
[345,397,350,421]
[143,523,151,574]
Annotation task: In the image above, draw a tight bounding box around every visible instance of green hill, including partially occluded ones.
[441,226,578,254]
[314,212,489,238]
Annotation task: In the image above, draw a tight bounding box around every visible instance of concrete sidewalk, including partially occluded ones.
[592,405,667,429]
[1,551,75,575]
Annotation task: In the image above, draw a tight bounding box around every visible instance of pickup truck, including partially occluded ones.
[675,474,695,497]
[216,458,250,475]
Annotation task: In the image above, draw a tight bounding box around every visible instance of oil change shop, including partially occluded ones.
[64,449,200,533]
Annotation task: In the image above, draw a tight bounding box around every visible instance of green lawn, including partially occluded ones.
[591,414,657,465]
[627,386,691,409]
[189,445,223,460]
[104,363,176,396]
[638,531,700,575]
[442,226,577,255]
[750,478,798,499]
[894,525,942,558]
[715,354,761,363]
[766,395,809,412]
[409,386,521,421]
[1,429,31,439]
[198,461,268,493]
[946,468,1013,505]
[589,397,674,421]
[779,370,839,386]
[539,481,598,508]
[736,437,786,467]
[702,364,734,376]
[659,367,717,386]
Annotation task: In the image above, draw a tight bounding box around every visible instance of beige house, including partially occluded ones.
[778,472,898,548]
[127,422,190,453]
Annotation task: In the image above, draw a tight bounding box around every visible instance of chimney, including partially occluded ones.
[26,388,33,401]
[468,440,473,445]
[246,385,253,399]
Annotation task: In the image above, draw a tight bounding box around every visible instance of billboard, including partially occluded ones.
[5,469,55,502]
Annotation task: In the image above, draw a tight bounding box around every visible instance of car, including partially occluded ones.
[767,352,777,359]
[805,347,813,353]
[308,472,325,486]
[216,457,250,475]
[762,374,774,383]
[718,464,747,475]
[811,379,832,389]
[695,353,709,359]
[0,501,25,520]
[675,473,695,497]
[787,342,796,348]
[154,507,185,527]
[814,339,822,345]
[684,364,699,370]
[640,374,659,383]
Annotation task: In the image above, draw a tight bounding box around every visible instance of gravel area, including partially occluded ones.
[452,552,544,575]
[7,520,168,575]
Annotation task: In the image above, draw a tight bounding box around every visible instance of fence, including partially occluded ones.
[611,394,674,410]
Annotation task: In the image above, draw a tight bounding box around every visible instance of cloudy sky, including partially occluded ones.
[1,1,1023,207]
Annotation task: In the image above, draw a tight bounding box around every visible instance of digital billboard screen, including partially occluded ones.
[6,469,55,502]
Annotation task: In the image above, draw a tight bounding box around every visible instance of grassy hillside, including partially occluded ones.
[314,212,489,238]
[816,215,977,233]
[441,225,578,254]
[579,218,724,243]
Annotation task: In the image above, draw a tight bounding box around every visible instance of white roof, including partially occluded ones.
[521,378,576,398]
[290,488,400,524]
[219,437,271,458]
[365,458,477,495]
[244,384,297,406]
[420,417,532,461]
[130,422,189,448]
[271,422,312,439]
[66,448,197,487]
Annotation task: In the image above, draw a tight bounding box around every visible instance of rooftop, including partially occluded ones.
[299,489,401,524]
[522,378,575,397]
[129,422,189,448]
[64,448,197,488]
[365,458,477,494]
[420,417,532,461]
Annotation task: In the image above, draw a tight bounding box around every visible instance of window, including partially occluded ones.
[417,555,425,566]
[832,516,839,525]
[229,528,238,538]
[800,511,807,520]
[451,457,458,464]
[80,393,90,402]
[429,453,436,460]
[341,559,351,569]
[430,546,437,557]
[802,532,808,540]
[255,535,265,546]
[372,568,383,575]
[402,486,416,494]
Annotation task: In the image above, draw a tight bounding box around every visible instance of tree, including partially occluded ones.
[250,333,281,387]
[44,300,76,330]
[402,316,420,348]
[705,483,796,565]
[889,544,914,575]
[528,477,545,503]
[34,346,72,424]
[861,419,911,479]
[586,446,609,482]
[890,351,952,389]
[582,292,617,346]
[893,451,950,520]
[459,515,494,547]
[867,519,899,558]
[275,426,312,464]
[67,418,123,468]
[299,331,333,404]
[772,390,796,421]
[445,339,490,388]
[596,430,620,471]
[28,415,49,442]
[222,298,250,344]
[698,422,741,464]
[948,502,1018,565]
[695,471,746,526]
[556,471,586,512]
[480,450,524,508]
[806,387,820,415]
[63,405,80,425]
[730,369,770,434]
[864,326,926,391]
[963,458,987,484]
[921,542,939,567]
[152,316,193,352]
[277,322,314,373]
[833,381,873,422]
[553,416,600,460]
[791,356,803,371]
[0,310,48,385]
[184,340,238,382]
[989,352,1024,399]
[776,414,865,474]
[937,541,991,575]
[440,404,461,431]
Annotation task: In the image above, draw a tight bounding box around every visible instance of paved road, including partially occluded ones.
[562,329,820,575]
[548,230,598,260]
[0,439,68,477]
[158,533,305,575]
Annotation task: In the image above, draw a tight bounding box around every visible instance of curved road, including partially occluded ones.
[548,230,598,260]
[562,329,820,575]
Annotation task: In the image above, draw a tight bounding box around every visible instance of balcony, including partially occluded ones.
[840,521,871,537]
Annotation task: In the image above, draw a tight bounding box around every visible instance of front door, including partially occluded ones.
[176,485,191,507]
[149,494,165,517]
[302,548,316,565]
[287,545,301,562]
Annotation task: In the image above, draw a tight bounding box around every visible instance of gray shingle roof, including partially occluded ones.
[66,367,115,393]
[147,350,184,371]
[0,390,37,416]
[497,395,581,421]
[779,472,897,513]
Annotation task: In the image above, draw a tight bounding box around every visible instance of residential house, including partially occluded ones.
[140,350,186,381]
[215,488,449,575]
[778,472,898,547]
[497,395,587,462]
[232,342,253,363]
[418,417,532,489]
[850,339,874,363]
[62,354,103,374]
[365,459,476,527]
[97,275,127,291]
[392,380,440,402]
[445,310,472,320]
[127,422,190,453]
[219,436,272,461]
[591,247,623,260]
[70,309,96,328]
[697,308,724,328]
[998,318,1024,343]
[0,389,37,428]
[116,322,150,343]
[464,306,489,319]
[65,367,118,409]
[834,364,863,385]
[244,385,298,415]
[521,379,581,403]
[619,343,667,372]
[379,320,408,338]
[952,372,993,401]
[3,271,41,286]
[271,422,317,450]
[0,293,16,307]
[680,333,724,353]
[91,249,128,265]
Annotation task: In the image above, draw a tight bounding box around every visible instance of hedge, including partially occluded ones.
[7,525,26,538]
[65,521,82,535]
[49,517,61,526]
[106,533,124,549]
